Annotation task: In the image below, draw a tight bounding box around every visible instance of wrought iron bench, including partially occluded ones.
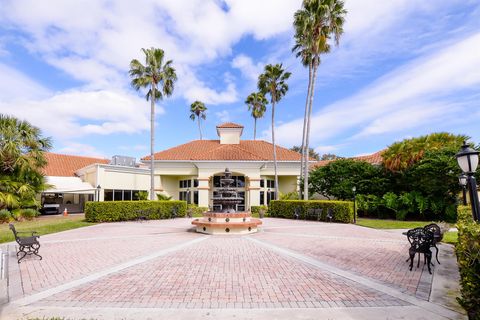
[293,207,301,220]
[171,206,178,219]
[306,208,322,221]
[406,227,434,274]
[423,223,442,265]
[9,224,42,263]
[326,208,333,222]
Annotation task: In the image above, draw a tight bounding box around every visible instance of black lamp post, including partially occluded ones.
[96,185,101,202]
[458,173,468,206]
[352,186,357,224]
[186,188,191,205]
[456,141,480,221]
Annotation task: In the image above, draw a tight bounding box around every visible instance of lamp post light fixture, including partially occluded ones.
[186,188,191,205]
[458,173,468,206]
[96,185,101,202]
[352,186,357,224]
[456,141,480,221]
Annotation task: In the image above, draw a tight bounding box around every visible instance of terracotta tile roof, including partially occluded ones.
[43,152,110,177]
[143,140,303,161]
[311,150,384,168]
[354,150,384,165]
[216,122,244,128]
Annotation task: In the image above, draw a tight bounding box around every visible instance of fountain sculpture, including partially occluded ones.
[192,168,262,234]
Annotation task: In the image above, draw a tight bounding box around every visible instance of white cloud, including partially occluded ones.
[0,0,301,101]
[57,142,107,158]
[0,89,152,141]
[215,110,231,122]
[0,63,51,101]
[274,32,480,147]
[232,54,263,82]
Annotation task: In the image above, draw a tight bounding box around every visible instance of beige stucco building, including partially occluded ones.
[41,122,302,212]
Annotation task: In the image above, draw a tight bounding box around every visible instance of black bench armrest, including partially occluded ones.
[16,231,38,236]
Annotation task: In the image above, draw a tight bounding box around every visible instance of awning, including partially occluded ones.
[43,176,96,194]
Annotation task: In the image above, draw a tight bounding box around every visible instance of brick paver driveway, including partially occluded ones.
[1,218,465,320]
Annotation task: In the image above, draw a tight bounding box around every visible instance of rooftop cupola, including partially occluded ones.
[216,122,244,144]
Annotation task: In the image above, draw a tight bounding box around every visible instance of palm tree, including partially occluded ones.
[382,132,467,172]
[245,92,267,140]
[129,48,177,200]
[293,0,347,200]
[189,101,207,140]
[0,114,51,210]
[258,64,291,200]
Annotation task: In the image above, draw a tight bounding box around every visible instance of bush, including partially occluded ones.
[455,205,480,319]
[20,208,39,221]
[156,193,172,200]
[187,204,208,217]
[251,205,268,217]
[269,200,354,223]
[10,209,22,221]
[84,201,187,222]
[0,209,11,223]
[279,192,299,200]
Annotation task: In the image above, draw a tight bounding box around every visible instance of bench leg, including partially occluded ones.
[31,243,42,260]
[17,246,28,263]
[433,244,440,264]
[425,250,432,274]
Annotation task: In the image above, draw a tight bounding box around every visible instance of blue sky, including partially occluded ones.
[0,0,479,160]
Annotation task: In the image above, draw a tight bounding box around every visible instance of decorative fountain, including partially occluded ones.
[192,168,262,234]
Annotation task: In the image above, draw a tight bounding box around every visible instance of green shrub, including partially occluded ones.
[20,208,39,221]
[156,193,172,200]
[135,191,149,200]
[10,209,22,221]
[251,205,268,217]
[455,205,480,319]
[187,204,208,217]
[84,200,187,222]
[269,200,354,223]
[279,192,299,200]
[0,209,11,223]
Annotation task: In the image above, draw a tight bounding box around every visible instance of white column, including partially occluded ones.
[197,177,210,208]
[248,177,261,208]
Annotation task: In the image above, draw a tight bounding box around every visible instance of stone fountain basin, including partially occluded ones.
[192,211,262,235]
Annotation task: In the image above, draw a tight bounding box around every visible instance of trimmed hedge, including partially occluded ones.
[251,205,268,215]
[455,205,480,320]
[85,200,187,222]
[269,200,354,223]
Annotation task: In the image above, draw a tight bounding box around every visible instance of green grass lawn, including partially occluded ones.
[356,218,435,229]
[0,214,96,244]
[356,218,458,244]
[442,231,458,244]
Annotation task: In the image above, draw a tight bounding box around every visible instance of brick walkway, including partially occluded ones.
[1,218,465,320]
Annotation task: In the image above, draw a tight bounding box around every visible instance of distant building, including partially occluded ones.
[41,122,304,211]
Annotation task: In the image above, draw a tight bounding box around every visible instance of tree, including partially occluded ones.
[0,115,51,210]
[320,153,338,161]
[189,101,207,140]
[382,132,467,172]
[245,92,267,140]
[290,145,320,160]
[258,64,291,200]
[129,47,177,200]
[293,0,347,200]
[309,159,389,200]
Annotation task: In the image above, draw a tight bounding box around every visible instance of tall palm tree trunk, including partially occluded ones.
[303,63,318,200]
[300,63,313,198]
[198,117,202,140]
[272,102,279,200]
[150,83,156,200]
[254,117,257,140]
